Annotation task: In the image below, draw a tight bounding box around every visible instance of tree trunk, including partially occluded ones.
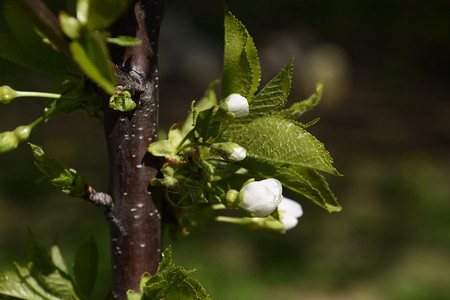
[104,1,165,298]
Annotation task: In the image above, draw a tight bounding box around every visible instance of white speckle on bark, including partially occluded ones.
[137,203,144,208]
[140,243,146,248]
[123,192,128,196]
[130,208,137,212]
[136,164,143,168]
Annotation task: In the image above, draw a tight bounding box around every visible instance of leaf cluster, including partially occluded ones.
[127,246,210,300]
[0,232,98,300]
[148,7,342,238]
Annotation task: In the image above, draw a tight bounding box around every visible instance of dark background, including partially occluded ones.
[1,1,450,299]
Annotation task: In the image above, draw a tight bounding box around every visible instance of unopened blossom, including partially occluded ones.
[224,94,249,117]
[239,178,283,217]
[229,147,246,161]
[210,142,246,161]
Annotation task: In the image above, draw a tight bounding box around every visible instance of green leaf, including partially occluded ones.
[0,270,46,300]
[223,115,339,175]
[0,233,88,300]
[157,246,173,273]
[149,124,184,161]
[242,157,341,212]
[128,246,210,300]
[106,36,142,47]
[0,33,69,75]
[50,244,69,273]
[1,0,70,74]
[29,143,86,196]
[24,232,80,300]
[109,90,136,111]
[279,82,323,120]
[60,12,82,39]
[78,0,132,30]
[73,237,98,297]
[250,59,293,117]
[69,30,115,94]
[220,7,260,101]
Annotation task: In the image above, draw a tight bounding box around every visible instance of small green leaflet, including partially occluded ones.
[29,143,87,197]
[220,6,260,102]
[127,246,210,300]
[109,90,136,111]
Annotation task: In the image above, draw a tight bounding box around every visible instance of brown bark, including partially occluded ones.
[104,0,165,298]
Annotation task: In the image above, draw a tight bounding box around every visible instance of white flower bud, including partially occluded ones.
[229,147,246,161]
[224,94,249,117]
[278,198,303,231]
[239,178,283,217]
[210,142,246,161]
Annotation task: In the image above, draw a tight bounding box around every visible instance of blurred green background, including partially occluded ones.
[1,0,450,299]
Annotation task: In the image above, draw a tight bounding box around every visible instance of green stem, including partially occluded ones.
[29,116,44,128]
[16,91,61,99]
[215,215,249,225]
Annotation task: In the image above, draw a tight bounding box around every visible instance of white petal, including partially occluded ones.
[281,214,299,231]
[278,197,303,218]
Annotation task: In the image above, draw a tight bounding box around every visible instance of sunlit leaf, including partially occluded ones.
[220,7,260,102]
[69,38,115,94]
[224,115,339,175]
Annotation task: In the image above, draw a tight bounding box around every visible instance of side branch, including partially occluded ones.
[83,185,114,208]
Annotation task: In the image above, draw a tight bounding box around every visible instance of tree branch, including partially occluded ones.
[104,1,165,298]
